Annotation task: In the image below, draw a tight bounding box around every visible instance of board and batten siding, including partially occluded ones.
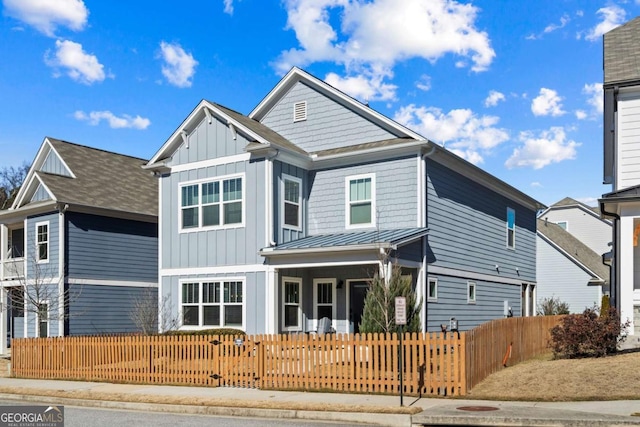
[41,150,72,177]
[308,156,418,235]
[260,81,397,153]
[161,272,265,334]
[617,91,640,191]
[537,235,602,313]
[274,161,307,244]
[426,275,521,332]
[67,284,157,335]
[30,184,50,203]
[426,160,536,282]
[66,212,157,283]
[542,208,611,255]
[26,212,59,279]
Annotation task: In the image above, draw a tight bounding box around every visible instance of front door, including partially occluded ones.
[349,280,369,334]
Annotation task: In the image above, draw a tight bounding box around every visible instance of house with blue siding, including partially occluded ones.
[0,138,158,351]
[145,67,544,335]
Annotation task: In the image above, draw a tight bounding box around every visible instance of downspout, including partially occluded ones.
[266,150,279,248]
[57,203,68,337]
[421,143,437,332]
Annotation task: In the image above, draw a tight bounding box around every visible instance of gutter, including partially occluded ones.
[260,242,395,257]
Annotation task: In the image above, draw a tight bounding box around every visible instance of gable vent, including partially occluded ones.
[293,101,307,122]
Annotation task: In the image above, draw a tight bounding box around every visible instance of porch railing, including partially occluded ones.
[1,257,24,280]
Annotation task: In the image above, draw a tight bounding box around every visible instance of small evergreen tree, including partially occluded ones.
[359,263,422,334]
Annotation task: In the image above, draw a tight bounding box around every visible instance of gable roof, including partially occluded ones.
[538,196,608,223]
[604,16,640,85]
[10,138,156,218]
[537,218,609,285]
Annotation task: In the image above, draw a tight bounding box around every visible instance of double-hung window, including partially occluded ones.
[282,175,302,230]
[313,279,336,329]
[35,221,49,263]
[282,277,302,331]
[427,277,438,302]
[180,174,244,230]
[181,280,244,328]
[346,174,375,228]
[506,207,515,249]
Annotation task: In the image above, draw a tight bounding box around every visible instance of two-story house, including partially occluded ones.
[0,138,158,352]
[600,16,640,337]
[144,67,544,335]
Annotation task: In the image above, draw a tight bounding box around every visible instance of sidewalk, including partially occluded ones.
[0,377,639,426]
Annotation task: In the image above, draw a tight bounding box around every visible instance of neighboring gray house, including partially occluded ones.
[0,138,158,351]
[144,67,544,335]
[536,218,609,313]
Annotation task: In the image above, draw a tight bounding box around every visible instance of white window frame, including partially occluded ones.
[38,299,49,338]
[281,277,303,332]
[345,173,376,229]
[178,173,245,233]
[555,221,568,230]
[178,278,246,331]
[427,277,438,302]
[293,101,307,122]
[506,207,516,250]
[281,174,302,231]
[467,281,477,304]
[313,278,337,331]
[35,221,49,264]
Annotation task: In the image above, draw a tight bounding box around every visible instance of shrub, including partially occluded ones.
[549,306,629,358]
[600,294,611,317]
[164,328,246,336]
[537,296,570,315]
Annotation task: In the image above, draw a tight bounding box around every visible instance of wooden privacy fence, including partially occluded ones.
[11,316,562,396]
[12,332,466,396]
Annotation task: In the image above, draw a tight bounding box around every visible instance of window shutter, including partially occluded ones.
[293,101,307,122]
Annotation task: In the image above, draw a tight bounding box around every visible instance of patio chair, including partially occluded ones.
[316,317,335,334]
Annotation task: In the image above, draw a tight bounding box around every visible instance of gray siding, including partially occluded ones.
[537,235,602,313]
[67,284,157,335]
[543,207,612,255]
[66,212,157,282]
[31,184,51,202]
[274,161,307,244]
[308,156,418,234]
[41,150,72,176]
[25,284,60,337]
[426,160,536,282]
[260,81,397,152]
[426,275,521,332]
[161,158,265,269]
[162,272,265,334]
[26,212,59,278]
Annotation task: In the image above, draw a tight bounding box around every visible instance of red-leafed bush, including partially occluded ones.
[549,306,630,358]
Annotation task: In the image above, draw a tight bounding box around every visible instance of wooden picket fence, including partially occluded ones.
[10,315,561,396]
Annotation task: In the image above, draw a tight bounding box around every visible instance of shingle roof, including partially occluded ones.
[266,228,428,253]
[312,138,421,157]
[40,138,157,217]
[604,16,640,84]
[537,218,608,284]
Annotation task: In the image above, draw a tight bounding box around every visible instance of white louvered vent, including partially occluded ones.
[293,101,307,122]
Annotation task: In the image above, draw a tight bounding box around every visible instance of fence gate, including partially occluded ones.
[210,335,263,388]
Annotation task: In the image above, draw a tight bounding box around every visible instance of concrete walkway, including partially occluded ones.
[0,377,639,426]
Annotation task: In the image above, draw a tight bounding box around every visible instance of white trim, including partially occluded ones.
[345,173,376,230]
[46,140,76,179]
[417,154,425,228]
[281,174,302,231]
[427,277,438,302]
[170,153,251,173]
[266,267,277,334]
[161,264,267,276]
[157,176,163,332]
[506,207,516,250]
[467,281,477,304]
[35,220,50,264]
[313,278,337,332]
[58,210,64,337]
[265,157,273,247]
[178,172,245,232]
[37,299,50,338]
[178,277,246,331]
[67,278,158,287]
[281,276,303,332]
[266,260,378,270]
[428,265,530,286]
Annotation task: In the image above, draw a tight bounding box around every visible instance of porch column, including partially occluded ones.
[0,288,6,355]
[265,267,278,334]
[0,224,7,281]
[619,216,635,334]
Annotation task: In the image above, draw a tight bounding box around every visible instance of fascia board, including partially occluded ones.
[260,242,391,257]
[12,138,53,209]
[310,142,425,170]
[0,200,57,223]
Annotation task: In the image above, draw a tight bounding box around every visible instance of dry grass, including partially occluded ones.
[468,350,640,401]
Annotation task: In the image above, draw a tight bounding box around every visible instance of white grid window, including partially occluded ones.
[282,277,302,331]
[36,222,49,263]
[346,174,375,228]
[180,175,244,231]
[181,280,244,328]
[283,175,302,230]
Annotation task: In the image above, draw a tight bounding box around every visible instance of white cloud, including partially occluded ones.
[3,0,88,36]
[74,110,151,129]
[585,6,625,41]
[530,182,542,188]
[531,88,565,117]
[484,90,505,107]
[325,70,397,101]
[394,104,509,164]
[575,110,587,120]
[505,127,580,169]
[45,40,108,84]
[583,82,603,114]
[544,14,569,34]
[416,75,431,92]
[223,0,234,15]
[158,41,198,88]
[276,0,495,100]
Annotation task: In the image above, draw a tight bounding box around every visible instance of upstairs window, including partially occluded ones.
[506,207,515,249]
[180,175,244,231]
[36,222,49,263]
[346,174,375,228]
[427,277,438,302]
[282,175,302,230]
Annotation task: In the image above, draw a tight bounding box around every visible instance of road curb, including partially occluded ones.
[0,393,414,427]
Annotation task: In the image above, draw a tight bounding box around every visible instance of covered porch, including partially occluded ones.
[261,228,428,334]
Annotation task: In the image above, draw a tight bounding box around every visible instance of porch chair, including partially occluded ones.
[316,317,335,334]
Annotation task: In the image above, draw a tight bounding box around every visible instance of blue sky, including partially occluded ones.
[0,0,637,208]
